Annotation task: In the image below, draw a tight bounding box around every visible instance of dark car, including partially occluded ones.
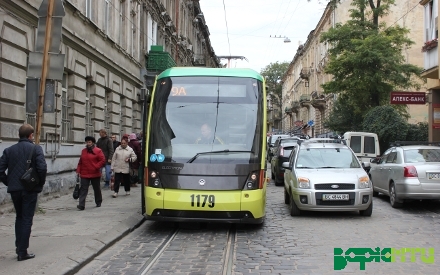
[270,137,300,186]
[267,134,290,162]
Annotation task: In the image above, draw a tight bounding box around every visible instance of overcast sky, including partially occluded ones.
[198,0,328,72]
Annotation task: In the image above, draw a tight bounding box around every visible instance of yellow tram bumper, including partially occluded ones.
[144,187,266,224]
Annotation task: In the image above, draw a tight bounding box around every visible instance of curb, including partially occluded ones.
[63,215,146,275]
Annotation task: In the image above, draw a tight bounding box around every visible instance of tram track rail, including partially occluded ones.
[138,228,180,275]
[222,224,237,275]
[137,224,237,275]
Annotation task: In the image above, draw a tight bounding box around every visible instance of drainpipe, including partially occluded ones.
[175,0,179,62]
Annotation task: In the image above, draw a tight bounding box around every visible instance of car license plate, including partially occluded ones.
[322,194,349,201]
[428,173,440,180]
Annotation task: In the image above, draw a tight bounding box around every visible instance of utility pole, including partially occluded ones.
[27,0,65,144]
[35,0,54,144]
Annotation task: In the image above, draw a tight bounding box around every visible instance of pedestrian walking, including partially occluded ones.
[76,136,106,210]
[111,137,137,197]
[0,124,47,261]
[111,135,120,151]
[96,129,114,188]
[128,133,141,187]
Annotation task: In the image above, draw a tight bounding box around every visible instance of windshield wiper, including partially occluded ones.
[316,166,338,169]
[187,150,254,163]
[296,166,315,169]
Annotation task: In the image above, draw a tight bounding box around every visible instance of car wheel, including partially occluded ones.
[359,200,373,216]
[274,172,282,186]
[289,192,301,216]
[284,188,290,204]
[371,181,379,197]
[389,182,403,208]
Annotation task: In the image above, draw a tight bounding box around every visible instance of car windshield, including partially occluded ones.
[404,149,440,163]
[296,148,361,169]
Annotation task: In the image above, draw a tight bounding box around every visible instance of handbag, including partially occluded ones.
[19,145,40,191]
[73,175,80,199]
[129,160,139,184]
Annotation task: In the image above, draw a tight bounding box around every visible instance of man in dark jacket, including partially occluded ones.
[128,133,142,187]
[111,135,120,151]
[96,129,114,188]
[0,124,47,261]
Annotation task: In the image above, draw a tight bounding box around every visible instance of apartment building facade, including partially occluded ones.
[282,0,427,137]
[421,0,440,141]
[0,0,219,205]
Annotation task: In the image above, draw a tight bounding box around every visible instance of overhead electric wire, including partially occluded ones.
[388,1,421,28]
[222,0,232,56]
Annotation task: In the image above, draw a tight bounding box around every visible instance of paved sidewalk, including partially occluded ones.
[0,186,145,275]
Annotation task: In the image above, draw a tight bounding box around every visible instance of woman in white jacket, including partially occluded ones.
[111,137,137,197]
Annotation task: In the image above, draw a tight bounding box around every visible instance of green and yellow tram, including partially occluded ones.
[142,67,267,223]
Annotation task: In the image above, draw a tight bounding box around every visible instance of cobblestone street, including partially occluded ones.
[77,166,440,275]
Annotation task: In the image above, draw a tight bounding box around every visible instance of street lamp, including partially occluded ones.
[269,35,291,43]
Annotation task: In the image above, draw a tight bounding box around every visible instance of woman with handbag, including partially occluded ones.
[111,137,137,197]
[76,136,106,210]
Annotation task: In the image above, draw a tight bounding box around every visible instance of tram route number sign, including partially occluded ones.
[390,91,426,105]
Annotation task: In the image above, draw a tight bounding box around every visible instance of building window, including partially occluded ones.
[147,13,157,52]
[119,104,123,138]
[85,82,93,136]
[104,0,111,36]
[104,90,111,135]
[26,113,36,129]
[85,0,92,20]
[119,1,126,48]
[61,74,71,142]
[425,0,438,41]
[131,13,136,57]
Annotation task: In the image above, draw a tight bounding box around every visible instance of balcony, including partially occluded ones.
[292,101,301,112]
[285,107,292,114]
[146,45,176,72]
[300,67,310,80]
[311,98,326,110]
[300,94,311,107]
[422,44,439,78]
[193,54,206,66]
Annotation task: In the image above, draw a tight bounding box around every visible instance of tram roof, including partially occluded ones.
[157,67,264,81]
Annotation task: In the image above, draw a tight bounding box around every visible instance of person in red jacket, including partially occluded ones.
[76,136,106,210]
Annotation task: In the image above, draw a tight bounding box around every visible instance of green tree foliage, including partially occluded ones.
[406,122,428,142]
[320,0,424,131]
[324,94,364,133]
[260,61,290,115]
[362,106,428,153]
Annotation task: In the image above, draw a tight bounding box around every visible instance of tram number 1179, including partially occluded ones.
[190,194,215,208]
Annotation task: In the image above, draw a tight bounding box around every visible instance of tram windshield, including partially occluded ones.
[148,76,264,164]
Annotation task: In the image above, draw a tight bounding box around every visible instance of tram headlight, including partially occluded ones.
[149,170,162,188]
[244,171,259,190]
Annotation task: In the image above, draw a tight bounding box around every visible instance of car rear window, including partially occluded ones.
[404,149,440,163]
[296,148,361,169]
[270,135,289,145]
[283,148,293,157]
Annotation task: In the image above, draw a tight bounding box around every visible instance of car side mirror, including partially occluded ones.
[370,157,379,164]
[362,162,370,168]
[282,162,290,169]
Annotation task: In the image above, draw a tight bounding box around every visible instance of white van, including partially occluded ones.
[342,132,380,169]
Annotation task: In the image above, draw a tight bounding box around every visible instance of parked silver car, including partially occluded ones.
[282,139,373,216]
[369,144,440,208]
